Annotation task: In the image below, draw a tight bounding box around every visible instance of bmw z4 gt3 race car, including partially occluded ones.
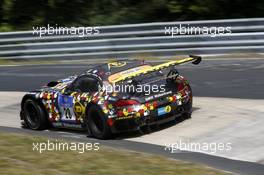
[20,55,201,139]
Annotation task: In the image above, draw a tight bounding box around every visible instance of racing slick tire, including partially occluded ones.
[86,105,112,139]
[181,84,193,119]
[23,99,48,130]
[182,99,192,119]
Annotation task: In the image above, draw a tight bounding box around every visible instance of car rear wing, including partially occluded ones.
[111,55,201,83]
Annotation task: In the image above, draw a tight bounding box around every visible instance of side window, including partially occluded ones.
[71,75,100,93]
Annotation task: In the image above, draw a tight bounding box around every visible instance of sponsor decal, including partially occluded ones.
[158,105,172,116]
[108,65,151,83]
[145,91,172,101]
[73,101,85,119]
[58,94,73,108]
[108,61,126,69]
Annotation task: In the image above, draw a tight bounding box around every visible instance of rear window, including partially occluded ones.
[96,60,147,74]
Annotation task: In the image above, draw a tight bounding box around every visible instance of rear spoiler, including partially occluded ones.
[112,55,202,83]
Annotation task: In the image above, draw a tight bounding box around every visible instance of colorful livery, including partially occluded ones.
[20,55,201,139]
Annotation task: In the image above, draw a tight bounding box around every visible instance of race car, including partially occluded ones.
[20,55,201,139]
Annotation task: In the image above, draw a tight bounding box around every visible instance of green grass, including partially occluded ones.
[0,133,230,175]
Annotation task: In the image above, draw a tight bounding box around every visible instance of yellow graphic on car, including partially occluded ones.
[108,61,127,69]
[73,101,85,119]
[109,57,195,83]
[108,65,152,83]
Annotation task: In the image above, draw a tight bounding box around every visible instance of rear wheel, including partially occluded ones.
[23,99,48,130]
[86,105,112,139]
[182,84,192,119]
[182,98,192,119]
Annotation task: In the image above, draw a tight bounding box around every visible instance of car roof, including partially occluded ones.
[86,60,149,81]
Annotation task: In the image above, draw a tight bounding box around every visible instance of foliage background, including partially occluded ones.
[0,0,264,31]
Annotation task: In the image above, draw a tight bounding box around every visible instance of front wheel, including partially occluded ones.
[23,99,48,130]
[86,105,112,139]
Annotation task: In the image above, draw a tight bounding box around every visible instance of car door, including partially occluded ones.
[58,74,101,123]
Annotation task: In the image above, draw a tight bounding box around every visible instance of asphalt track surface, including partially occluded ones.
[0,58,264,99]
[0,58,264,175]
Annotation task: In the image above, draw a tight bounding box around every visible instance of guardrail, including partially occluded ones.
[0,18,264,59]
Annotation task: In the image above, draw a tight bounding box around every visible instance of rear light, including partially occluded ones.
[139,109,145,115]
[115,99,141,117]
[177,82,184,92]
[168,95,177,102]
[152,101,158,108]
[117,110,123,117]
[114,99,140,107]
[107,118,114,126]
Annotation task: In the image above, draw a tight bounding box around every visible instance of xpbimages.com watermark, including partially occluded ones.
[165,24,232,37]
[164,138,232,154]
[32,24,100,37]
[103,83,166,96]
[32,140,100,153]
